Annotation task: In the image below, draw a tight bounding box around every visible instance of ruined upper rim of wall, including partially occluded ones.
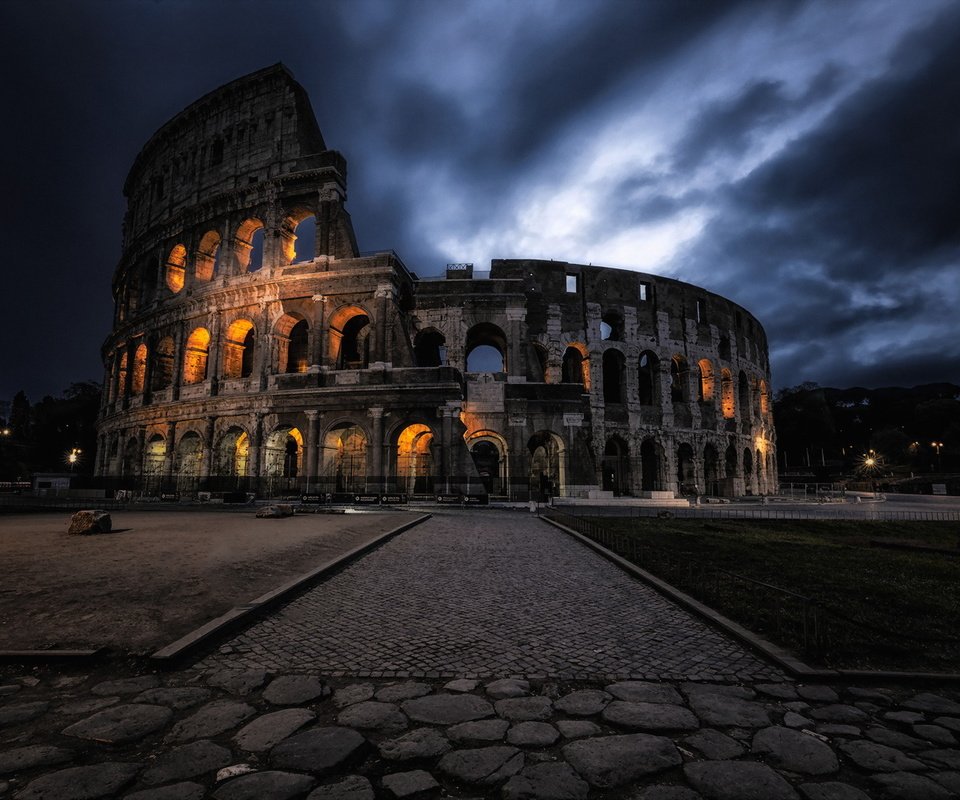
[119,63,348,265]
[107,63,771,374]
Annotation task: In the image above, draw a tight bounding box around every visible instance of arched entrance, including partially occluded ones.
[602,437,630,496]
[528,431,565,501]
[640,438,662,492]
[322,423,367,493]
[175,432,203,494]
[396,424,435,494]
[703,444,720,496]
[143,435,165,494]
[216,427,250,487]
[264,427,303,494]
[676,442,695,495]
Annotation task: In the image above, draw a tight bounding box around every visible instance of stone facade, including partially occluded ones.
[96,64,776,500]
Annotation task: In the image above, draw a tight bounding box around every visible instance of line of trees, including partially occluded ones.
[0,383,101,481]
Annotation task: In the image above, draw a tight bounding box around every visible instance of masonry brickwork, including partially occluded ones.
[96,64,777,501]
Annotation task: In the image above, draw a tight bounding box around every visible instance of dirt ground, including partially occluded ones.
[0,509,416,654]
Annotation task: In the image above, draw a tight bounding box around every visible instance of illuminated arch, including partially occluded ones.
[322,422,368,493]
[275,313,310,373]
[151,336,175,391]
[264,426,303,478]
[216,427,250,478]
[165,244,187,293]
[396,423,436,494]
[234,218,265,272]
[466,429,509,496]
[328,305,371,368]
[131,343,148,395]
[721,369,735,419]
[183,327,211,384]
[638,350,660,405]
[223,319,256,379]
[528,430,566,499]
[561,343,590,389]
[698,358,715,403]
[280,208,316,264]
[195,230,221,281]
[670,355,689,403]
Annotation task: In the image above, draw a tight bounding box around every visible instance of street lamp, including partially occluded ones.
[67,448,82,472]
[932,441,944,472]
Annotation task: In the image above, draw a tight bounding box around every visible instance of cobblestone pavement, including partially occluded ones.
[197,510,782,681]
[4,666,960,799]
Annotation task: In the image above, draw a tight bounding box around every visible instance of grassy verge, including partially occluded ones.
[574,515,960,672]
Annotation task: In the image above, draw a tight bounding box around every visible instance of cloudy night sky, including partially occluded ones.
[2,0,959,407]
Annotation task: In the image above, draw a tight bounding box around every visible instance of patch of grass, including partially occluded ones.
[580,516,960,672]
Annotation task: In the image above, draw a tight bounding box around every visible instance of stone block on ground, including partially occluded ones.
[903,692,960,715]
[0,701,48,727]
[683,685,770,728]
[437,745,523,785]
[684,761,799,800]
[133,687,211,711]
[0,744,73,776]
[68,509,112,534]
[270,726,368,774]
[563,733,680,788]
[204,669,268,694]
[752,725,839,775]
[381,769,440,799]
[502,762,590,800]
[485,678,530,699]
[165,700,256,743]
[448,718,509,743]
[256,504,295,518]
[601,700,699,732]
[553,690,611,716]
[869,771,951,800]
[306,775,374,800]
[262,675,329,705]
[402,693,494,725]
[556,720,601,739]
[212,770,315,799]
[378,727,450,761]
[14,762,141,800]
[141,739,232,785]
[837,740,925,772]
[375,681,432,703]
[798,782,871,800]
[606,681,684,705]
[61,703,172,744]
[233,708,316,752]
[682,728,745,760]
[337,700,407,733]
[507,721,560,748]
[495,696,553,722]
[125,782,207,800]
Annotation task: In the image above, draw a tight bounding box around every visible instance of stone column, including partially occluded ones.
[207,312,222,395]
[311,295,326,368]
[505,307,526,378]
[200,416,216,482]
[305,410,319,490]
[171,325,185,401]
[162,421,177,490]
[136,427,146,479]
[368,407,384,491]
[248,413,264,479]
[441,407,453,493]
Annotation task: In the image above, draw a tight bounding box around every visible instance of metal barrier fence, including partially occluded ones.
[543,507,959,661]
[569,504,960,522]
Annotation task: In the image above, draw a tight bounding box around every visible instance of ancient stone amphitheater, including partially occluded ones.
[95,64,776,502]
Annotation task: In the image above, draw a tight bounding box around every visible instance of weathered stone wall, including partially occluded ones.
[97,65,776,501]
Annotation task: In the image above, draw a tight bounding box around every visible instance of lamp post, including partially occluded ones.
[931,441,943,473]
[67,448,82,473]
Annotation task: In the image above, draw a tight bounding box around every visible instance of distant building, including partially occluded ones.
[96,65,776,500]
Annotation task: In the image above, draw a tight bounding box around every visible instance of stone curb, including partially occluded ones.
[542,515,960,685]
[150,513,433,666]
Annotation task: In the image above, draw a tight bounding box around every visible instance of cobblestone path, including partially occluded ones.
[198,510,782,681]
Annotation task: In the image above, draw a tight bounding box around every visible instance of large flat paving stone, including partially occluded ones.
[164,700,256,743]
[333,684,375,707]
[752,725,839,775]
[563,733,680,788]
[15,762,141,800]
[486,679,530,699]
[837,740,925,772]
[683,685,770,728]
[437,745,523,786]
[903,692,960,715]
[495,697,553,722]
[378,727,451,760]
[798,782,870,800]
[0,744,74,775]
[448,718,509,743]
[683,729,745,760]
[205,669,268,694]
[607,681,684,704]
[140,739,232,785]
[502,762,590,800]
[212,770,316,799]
[125,782,206,800]
[375,681,432,702]
[62,704,173,744]
[90,676,160,696]
[402,694,494,725]
[381,770,439,799]
[306,775,374,800]
[262,675,329,705]
[554,690,611,716]
[270,726,368,774]
[869,771,952,800]
[233,708,315,752]
[0,701,49,727]
[684,761,800,800]
[336,700,407,732]
[132,687,211,711]
[601,700,699,731]
[507,721,560,747]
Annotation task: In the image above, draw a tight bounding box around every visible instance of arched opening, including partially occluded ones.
[152,336,175,390]
[600,310,623,341]
[703,444,720,496]
[602,437,630,496]
[470,439,503,496]
[322,423,367,493]
[561,345,588,387]
[235,218,265,273]
[676,442,695,493]
[165,244,187,293]
[465,323,507,373]
[265,427,303,480]
[739,371,751,422]
[721,369,735,419]
[638,351,659,405]
[671,355,689,403]
[528,430,565,500]
[602,349,625,404]
[116,351,129,398]
[292,215,316,263]
[276,315,310,373]
[698,358,715,403]
[195,230,221,281]
[175,432,203,492]
[223,319,256,379]
[216,428,250,480]
[757,378,770,417]
[396,423,435,494]
[122,437,140,477]
[725,443,738,491]
[143,434,165,492]
[718,335,731,360]
[183,328,210,384]
[131,343,147,395]
[743,447,754,493]
[640,438,662,492]
[338,315,370,368]
[757,448,764,489]
[414,329,446,367]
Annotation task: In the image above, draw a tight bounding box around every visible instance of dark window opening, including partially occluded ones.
[602,349,624,403]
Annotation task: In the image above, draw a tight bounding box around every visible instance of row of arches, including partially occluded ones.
[162,213,316,293]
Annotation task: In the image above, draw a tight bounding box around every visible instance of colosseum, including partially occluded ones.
[95,64,777,503]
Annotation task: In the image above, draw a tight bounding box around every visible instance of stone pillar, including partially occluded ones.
[207,313,222,395]
[305,410,319,489]
[505,307,526,378]
[311,295,326,368]
[200,416,216,482]
[136,426,146,478]
[162,421,177,489]
[171,326,185,401]
[368,407,384,491]
[248,413,264,479]
[441,407,453,493]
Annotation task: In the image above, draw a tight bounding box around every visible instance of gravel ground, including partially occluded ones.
[0,509,415,654]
